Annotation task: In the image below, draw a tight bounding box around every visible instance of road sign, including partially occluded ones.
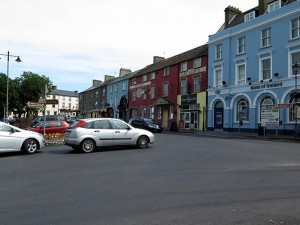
[261,109,279,127]
[27,101,44,109]
[277,103,292,108]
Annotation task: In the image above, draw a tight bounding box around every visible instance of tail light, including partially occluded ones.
[75,121,87,128]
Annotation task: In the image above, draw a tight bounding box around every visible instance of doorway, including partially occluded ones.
[214,101,224,129]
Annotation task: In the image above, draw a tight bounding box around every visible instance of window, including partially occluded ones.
[236,99,249,122]
[110,86,113,94]
[111,120,129,129]
[244,11,255,22]
[102,89,105,96]
[194,77,200,92]
[194,58,201,68]
[237,64,246,85]
[142,88,146,100]
[114,84,118,93]
[158,107,162,119]
[150,86,155,99]
[93,120,110,129]
[261,96,275,110]
[141,107,146,117]
[150,72,156,80]
[214,68,222,88]
[122,81,126,91]
[181,62,187,72]
[291,18,300,39]
[95,91,98,98]
[261,58,271,80]
[291,51,300,76]
[163,83,169,97]
[142,74,147,82]
[181,79,187,94]
[132,90,136,102]
[289,97,300,122]
[261,28,271,47]
[268,1,280,13]
[132,79,136,85]
[164,67,170,76]
[216,44,222,60]
[237,37,246,54]
[150,106,154,119]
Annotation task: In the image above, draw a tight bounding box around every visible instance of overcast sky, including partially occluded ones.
[0,0,257,92]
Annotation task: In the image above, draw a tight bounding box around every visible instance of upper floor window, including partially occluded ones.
[214,68,222,88]
[291,51,300,76]
[194,58,201,68]
[114,84,118,93]
[215,44,222,60]
[261,28,271,48]
[164,67,170,76]
[110,86,113,94]
[244,11,255,22]
[132,78,137,85]
[236,63,246,85]
[142,88,147,100]
[150,72,156,80]
[142,74,147,82]
[237,37,246,54]
[150,86,155,99]
[132,90,137,102]
[268,1,281,13]
[181,79,187,94]
[122,81,126,91]
[194,77,200,92]
[261,58,271,80]
[163,83,169,97]
[102,89,105,96]
[181,62,187,72]
[291,18,300,39]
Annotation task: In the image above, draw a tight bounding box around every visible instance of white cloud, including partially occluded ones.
[0,0,257,92]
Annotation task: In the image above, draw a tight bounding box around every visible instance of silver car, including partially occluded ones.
[64,118,155,153]
[0,121,45,154]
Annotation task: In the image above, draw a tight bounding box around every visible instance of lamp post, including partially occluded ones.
[293,62,300,137]
[0,51,21,123]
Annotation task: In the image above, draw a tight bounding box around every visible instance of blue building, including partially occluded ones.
[207,0,300,135]
[106,68,139,121]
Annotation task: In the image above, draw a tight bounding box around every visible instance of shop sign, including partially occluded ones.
[129,81,151,89]
[250,82,282,90]
[181,94,197,105]
[179,67,206,77]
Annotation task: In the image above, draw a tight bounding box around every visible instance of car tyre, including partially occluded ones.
[80,139,95,153]
[137,136,149,148]
[22,138,38,154]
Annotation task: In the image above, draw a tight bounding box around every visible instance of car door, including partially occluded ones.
[110,120,137,146]
[0,123,21,151]
[91,120,114,146]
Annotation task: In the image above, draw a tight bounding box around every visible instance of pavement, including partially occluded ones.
[167,129,300,143]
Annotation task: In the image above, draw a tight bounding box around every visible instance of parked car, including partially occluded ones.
[31,115,68,127]
[128,117,163,133]
[28,121,69,134]
[64,118,155,153]
[0,121,45,154]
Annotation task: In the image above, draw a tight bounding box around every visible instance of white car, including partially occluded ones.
[0,121,45,154]
[64,118,155,153]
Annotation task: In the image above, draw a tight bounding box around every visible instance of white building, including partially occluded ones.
[41,86,79,117]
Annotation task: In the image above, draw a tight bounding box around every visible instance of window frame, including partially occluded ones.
[163,82,169,97]
[260,57,272,81]
[291,18,300,39]
[194,58,201,68]
[244,11,255,22]
[236,63,246,85]
[164,67,170,76]
[237,37,246,54]
[236,98,249,122]
[181,79,187,95]
[180,62,187,72]
[261,28,271,48]
[214,68,222,88]
[194,76,200,93]
[215,44,222,60]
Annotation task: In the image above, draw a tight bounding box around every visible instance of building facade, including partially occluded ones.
[207,0,300,135]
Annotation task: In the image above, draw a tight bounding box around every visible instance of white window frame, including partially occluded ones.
[164,67,170,76]
[163,83,169,97]
[132,78,137,85]
[142,88,146,100]
[244,11,255,22]
[215,44,222,60]
[150,72,156,80]
[142,74,147,82]
[268,0,281,13]
[236,63,246,85]
[181,62,187,72]
[194,58,201,68]
[132,90,137,102]
[237,37,246,54]
[150,86,155,99]
[214,68,222,88]
[289,50,300,77]
[194,76,200,92]
[260,57,272,81]
[181,79,187,94]
[291,18,300,39]
[261,28,271,48]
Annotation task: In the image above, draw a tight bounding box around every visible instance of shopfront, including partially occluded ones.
[179,94,199,130]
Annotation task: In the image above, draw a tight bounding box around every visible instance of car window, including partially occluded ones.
[81,122,93,129]
[56,115,66,121]
[54,121,62,127]
[46,116,55,121]
[93,120,110,129]
[0,123,12,132]
[110,120,129,129]
[45,123,52,128]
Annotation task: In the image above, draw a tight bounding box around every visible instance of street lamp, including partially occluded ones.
[0,51,21,123]
[293,62,300,137]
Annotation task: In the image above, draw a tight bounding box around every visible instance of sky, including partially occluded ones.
[0,0,257,93]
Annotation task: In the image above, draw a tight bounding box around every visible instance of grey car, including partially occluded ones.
[64,118,155,153]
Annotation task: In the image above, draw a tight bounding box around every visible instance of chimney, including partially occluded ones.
[153,56,165,64]
[104,75,115,82]
[258,0,273,15]
[224,6,242,25]
[93,79,102,86]
[52,85,57,90]
[119,68,132,77]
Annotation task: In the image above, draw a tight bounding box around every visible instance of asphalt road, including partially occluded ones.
[1,133,300,225]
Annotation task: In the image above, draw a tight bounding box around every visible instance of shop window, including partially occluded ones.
[289,97,300,122]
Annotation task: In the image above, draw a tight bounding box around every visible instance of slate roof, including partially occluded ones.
[134,44,208,77]
[51,89,79,97]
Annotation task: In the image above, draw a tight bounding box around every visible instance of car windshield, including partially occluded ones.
[144,118,156,124]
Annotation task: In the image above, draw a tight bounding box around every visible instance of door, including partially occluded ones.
[190,111,198,130]
[162,109,168,128]
[91,119,114,146]
[110,119,136,145]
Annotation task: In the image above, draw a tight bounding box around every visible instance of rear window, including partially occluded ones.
[56,115,66,121]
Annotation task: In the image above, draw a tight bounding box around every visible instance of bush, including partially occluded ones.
[15,117,32,129]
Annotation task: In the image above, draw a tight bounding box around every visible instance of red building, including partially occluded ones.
[128,44,208,131]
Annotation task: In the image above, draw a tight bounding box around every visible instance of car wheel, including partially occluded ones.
[80,139,95,153]
[137,136,149,148]
[22,139,38,154]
